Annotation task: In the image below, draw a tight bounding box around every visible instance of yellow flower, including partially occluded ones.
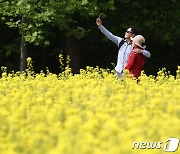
[0,66,179,154]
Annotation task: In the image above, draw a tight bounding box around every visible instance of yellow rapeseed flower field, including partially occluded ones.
[0,63,179,154]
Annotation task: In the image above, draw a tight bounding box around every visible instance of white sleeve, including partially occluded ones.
[99,25,122,46]
[142,50,151,58]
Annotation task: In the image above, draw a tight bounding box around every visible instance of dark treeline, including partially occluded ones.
[0,0,179,75]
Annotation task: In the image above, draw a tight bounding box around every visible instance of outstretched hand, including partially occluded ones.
[96,17,102,27]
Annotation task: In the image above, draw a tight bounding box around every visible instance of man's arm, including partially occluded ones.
[134,49,151,58]
[96,17,122,46]
[142,50,151,58]
[98,25,122,46]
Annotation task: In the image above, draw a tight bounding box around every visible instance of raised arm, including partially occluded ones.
[96,17,122,46]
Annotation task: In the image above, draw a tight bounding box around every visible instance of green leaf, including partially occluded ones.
[82,0,88,5]
[24,34,31,42]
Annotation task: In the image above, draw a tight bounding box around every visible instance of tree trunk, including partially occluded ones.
[66,36,80,74]
[20,16,27,72]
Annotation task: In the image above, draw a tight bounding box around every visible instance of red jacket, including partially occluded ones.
[125,50,146,78]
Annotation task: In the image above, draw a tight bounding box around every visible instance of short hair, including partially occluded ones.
[128,26,139,35]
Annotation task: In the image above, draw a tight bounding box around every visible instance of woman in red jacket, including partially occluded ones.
[125,35,146,78]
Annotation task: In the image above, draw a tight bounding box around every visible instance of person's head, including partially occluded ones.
[131,35,146,49]
[124,26,139,40]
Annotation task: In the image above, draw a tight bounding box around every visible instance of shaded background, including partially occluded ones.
[0,0,179,76]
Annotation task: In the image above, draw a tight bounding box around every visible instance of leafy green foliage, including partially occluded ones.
[0,0,115,45]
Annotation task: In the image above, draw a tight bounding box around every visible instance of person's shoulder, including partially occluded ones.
[118,37,125,45]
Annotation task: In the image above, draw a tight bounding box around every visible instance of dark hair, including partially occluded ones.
[128,26,139,35]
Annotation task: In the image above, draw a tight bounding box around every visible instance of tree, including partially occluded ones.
[0,0,115,72]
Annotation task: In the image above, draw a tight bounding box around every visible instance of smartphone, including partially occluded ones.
[98,13,103,18]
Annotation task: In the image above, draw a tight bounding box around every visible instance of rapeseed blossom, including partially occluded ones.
[0,65,179,154]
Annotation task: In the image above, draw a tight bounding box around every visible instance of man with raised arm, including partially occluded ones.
[96,17,151,78]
